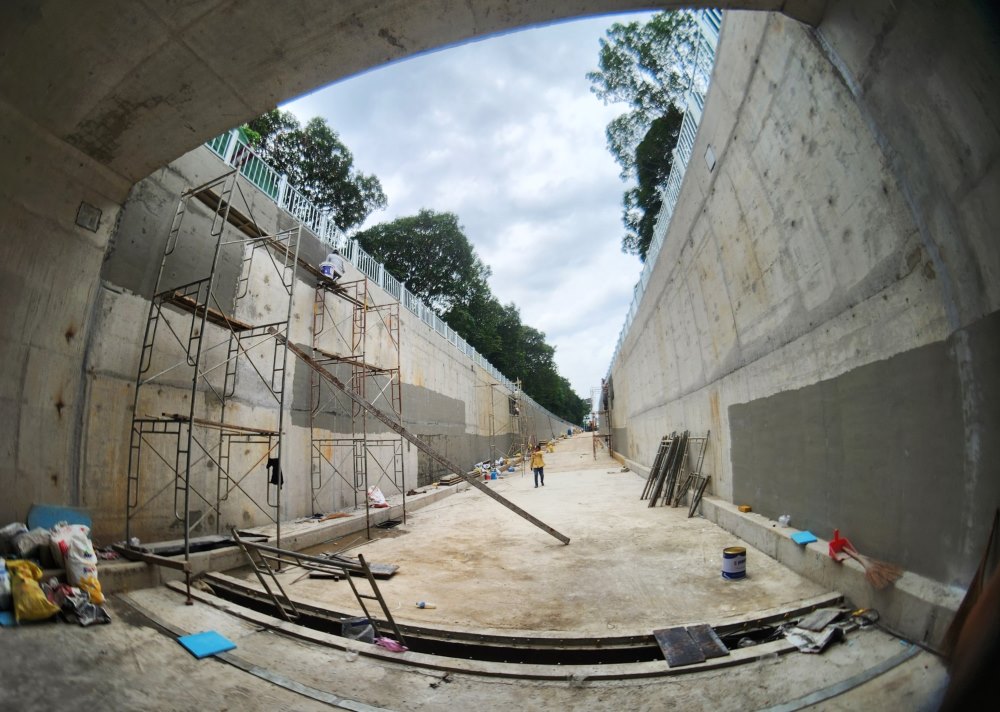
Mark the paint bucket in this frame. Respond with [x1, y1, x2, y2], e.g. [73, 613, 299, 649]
[722, 547, 747, 580]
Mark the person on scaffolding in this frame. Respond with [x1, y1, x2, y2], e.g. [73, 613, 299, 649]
[320, 248, 346, 282]
[531, 445, 545, 488]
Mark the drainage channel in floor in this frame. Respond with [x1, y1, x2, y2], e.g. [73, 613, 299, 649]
[204, 579, 786, 666]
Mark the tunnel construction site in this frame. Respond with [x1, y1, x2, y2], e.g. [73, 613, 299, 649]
[1, 1, 998, 709]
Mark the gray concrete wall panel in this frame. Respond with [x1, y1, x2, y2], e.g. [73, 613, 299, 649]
[72, 146, 560, 542]
[608, 1, 1000, 591]
[729, 311, 1000, 585]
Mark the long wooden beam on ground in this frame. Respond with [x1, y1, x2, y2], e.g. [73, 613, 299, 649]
[272, 329, 570, 545]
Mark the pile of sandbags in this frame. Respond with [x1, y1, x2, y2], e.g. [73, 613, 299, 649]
[0, 520, 109, 626]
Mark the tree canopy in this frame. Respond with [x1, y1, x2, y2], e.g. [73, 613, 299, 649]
[622, 106, 684, 260]
[357, 212, 590, 425]
[353, 209, 491, 313]
[244, 109, 386, 231]
[241, 111, 589, 424]
[587, 12, 696, 260]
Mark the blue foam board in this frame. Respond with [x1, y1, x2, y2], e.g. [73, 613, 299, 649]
[177, 631, 237, 659]
[791, 531, 818, 545]
[27, 503, 92, 531]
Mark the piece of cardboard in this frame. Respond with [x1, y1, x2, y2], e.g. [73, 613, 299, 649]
[27, 504, 92, 531]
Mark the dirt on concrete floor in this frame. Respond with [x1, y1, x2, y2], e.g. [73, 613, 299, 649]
[0, 435, 950, 710]
[242, 433, 828, 636]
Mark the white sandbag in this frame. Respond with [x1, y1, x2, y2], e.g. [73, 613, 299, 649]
[366, 487, 387, 506]
[49, 524, 105, 604]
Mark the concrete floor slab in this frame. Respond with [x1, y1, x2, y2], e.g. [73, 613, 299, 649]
[0, 584, 943, 711]
[0, 435, 948, 710]
[233, 435, 828, 637]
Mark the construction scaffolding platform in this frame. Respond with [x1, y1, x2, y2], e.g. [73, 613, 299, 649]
[591, 381, 613, 459]
[309, 271, 405, 539]
[125, 169, 302, 586]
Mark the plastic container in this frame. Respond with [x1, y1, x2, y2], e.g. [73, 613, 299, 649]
[342, 617, 375, 643]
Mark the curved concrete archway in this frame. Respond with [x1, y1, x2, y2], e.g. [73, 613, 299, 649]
[0, 1, 997, 649]
[1, 0, 823, 182]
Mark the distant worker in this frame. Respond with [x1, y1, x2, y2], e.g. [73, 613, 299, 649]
[320, 249, 346, 282]
[530, 445, 545, 488]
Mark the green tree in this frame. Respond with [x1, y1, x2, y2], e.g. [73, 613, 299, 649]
[622, 106, 684, 260]
[354, 213, 589, 424]
[353, 210, 491, 313]
[587, 12, 696, 259]
[587, 12, 696, 177]
[244, 109, 386, 231]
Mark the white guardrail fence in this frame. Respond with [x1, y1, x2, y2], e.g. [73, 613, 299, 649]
[205, 127, 571, 425]
[606, 9, 722, 382]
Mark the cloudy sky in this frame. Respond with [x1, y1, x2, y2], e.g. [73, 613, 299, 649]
[283, 13, 653, 399]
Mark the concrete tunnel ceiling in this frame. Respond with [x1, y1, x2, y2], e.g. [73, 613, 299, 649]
[0, 0, 827, 183]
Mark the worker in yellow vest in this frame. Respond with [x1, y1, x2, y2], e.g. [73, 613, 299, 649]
[530, 445, 545, 488]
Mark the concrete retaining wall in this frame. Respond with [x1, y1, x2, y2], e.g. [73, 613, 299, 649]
[77, 146, 568, 544]
[608, 0, 1000, 609]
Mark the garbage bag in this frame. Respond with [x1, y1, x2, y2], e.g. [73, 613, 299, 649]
[7, 559, 59, 622]
[366, 487, 388, 508]
[13, 528, 57, 566]
[49, 583, 111, 626]
[49, 524, 105, 604]
[0, 523, 28, 555]
[374, 637, 408, 653]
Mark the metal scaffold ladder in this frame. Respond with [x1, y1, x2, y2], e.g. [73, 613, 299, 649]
[231, 529, 406, 645]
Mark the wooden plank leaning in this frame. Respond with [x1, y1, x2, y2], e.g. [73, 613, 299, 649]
[271, 329, 570, 545]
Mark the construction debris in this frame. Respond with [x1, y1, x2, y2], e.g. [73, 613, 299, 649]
[784, 625, 843, 654]
[653, 623, 729, 667]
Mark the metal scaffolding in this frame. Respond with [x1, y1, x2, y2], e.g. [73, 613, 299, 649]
[125, 169, 300, 576]
[309, 274, 405, 538]
[591, 380, 612, 459]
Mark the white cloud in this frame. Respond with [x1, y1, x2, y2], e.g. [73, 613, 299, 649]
[283, 13, 654, 395]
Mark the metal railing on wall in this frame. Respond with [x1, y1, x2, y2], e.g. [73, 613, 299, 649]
[204, 127, 572, 427]
[606, 9, 722, 380]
